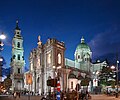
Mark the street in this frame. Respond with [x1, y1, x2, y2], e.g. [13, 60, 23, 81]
[91, 94, 120, 100]
[0, 95, 42, 100]
[0, 94, 120, 100]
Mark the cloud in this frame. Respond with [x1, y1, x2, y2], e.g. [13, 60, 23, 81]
[88, 25, 120, 61]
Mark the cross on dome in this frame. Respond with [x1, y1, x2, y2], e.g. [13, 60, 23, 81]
[15, 20, 20, 30]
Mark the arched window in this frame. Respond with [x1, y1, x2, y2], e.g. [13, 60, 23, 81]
[18, 68, 21, 73]
[47, 53, 51, 64]
[78, 55, 80, 59]
[37, 58, 40, 68]
[58, 53, 61, 64]
[22, 56, 24, 60]
[13, 55, 16, 59]
[17, 42, 20, 48]
[71, 81, 73, 89]
[18, 54, 20, 60]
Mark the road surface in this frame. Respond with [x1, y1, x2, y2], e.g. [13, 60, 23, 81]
[0, 94, 120, 100]
[91, 94, 120, 100]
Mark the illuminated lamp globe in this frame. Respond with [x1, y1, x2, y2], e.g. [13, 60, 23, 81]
[111, 65, 115, 70]
[0, 33, 6, 40]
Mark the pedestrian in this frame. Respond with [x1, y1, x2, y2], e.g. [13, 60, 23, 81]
[81, 90, 85, 100]
[18, 92, 20, 98]
[81, 90, 83, 100]
[61, 91, 64, 100]
[13, 92, 17, 99]
[85, 90, 88, 100]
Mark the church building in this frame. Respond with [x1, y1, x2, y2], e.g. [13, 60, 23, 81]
[24, 35, 107, 94]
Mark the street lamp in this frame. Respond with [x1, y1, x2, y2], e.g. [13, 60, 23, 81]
[111, 65, 115, 70]
[0, 32, 6, 82]
[0, 33, 6, 40]
[53, 65, 57, 100]
[110, 62, 119, 98]
[110, 65, 116, 79]
[116, 60, 119, 98]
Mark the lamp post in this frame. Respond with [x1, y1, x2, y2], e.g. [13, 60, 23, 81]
[0, 58, 3, 83]
[110, 62, 119, 98]
[116, 60, 119, 98]
[53, 66, 56, 100]
[0, 32, 6, 82]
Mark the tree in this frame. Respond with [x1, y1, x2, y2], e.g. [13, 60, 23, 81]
[99, 66, 115, 86]
[81, 77, 91, 86]
[3, 75, 12, 91]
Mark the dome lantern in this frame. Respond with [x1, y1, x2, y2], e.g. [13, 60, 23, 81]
[81, 36, 85, 43]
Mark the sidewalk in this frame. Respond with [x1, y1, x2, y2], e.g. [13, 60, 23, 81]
[91, 94, 120, 100]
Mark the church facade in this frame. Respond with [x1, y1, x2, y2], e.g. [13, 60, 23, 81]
[25, 37, 66, 94]
[24, 35, 107, 94]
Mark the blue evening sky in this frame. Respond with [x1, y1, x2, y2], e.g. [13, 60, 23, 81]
[0, 0, 120, 70]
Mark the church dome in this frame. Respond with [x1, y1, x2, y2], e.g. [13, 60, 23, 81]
[74, 36, 92, 64]
[76, 37, 91, 52]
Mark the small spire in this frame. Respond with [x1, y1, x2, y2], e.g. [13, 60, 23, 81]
[37, 35, 42, 46]
[81, 36, 85, 43]
[15, 20, 20, 30]
[16, 20, 18, 24]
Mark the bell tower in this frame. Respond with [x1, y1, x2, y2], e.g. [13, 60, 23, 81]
[10, 21, 25, 92]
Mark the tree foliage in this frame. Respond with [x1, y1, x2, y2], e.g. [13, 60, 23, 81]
[3, 75, 12, 90]
[81, 77, 91, 86]
[99, 66, 115, 86]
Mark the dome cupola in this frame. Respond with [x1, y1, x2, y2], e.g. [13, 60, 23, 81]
[74, 36, 92, 63]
